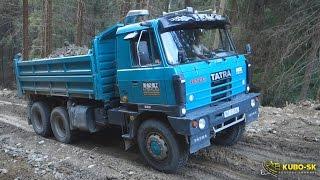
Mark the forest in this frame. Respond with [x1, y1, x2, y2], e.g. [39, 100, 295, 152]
[0, 0, 319, 107]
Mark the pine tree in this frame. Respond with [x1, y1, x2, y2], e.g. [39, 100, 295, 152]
[76, 0, 85, 46]
[41, 0, 53, 57]
[23, 0, 29, 60]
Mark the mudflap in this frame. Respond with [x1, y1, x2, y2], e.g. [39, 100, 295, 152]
[245, 106, 259, 124]
[189, 129, 211, 153]
[27, 101, 32, 125]
[123, 138, 135, 151]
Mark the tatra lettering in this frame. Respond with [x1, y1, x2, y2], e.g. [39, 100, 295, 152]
[211, 70, 231, 81]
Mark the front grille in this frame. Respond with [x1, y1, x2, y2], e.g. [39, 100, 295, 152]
[211, 74, 232, 103]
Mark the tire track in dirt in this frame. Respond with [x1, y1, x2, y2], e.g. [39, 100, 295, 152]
[0, 120, 245, 180]
[0, 100, 258, 179]
[0, 98, 319, 179]
[0, 114, 32, 132]
[0, 100, 27, 107]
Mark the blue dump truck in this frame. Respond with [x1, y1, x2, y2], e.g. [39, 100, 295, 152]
[14, 7, 259, 172]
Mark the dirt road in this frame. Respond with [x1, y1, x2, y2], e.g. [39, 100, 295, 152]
[0, 89, 319, 180]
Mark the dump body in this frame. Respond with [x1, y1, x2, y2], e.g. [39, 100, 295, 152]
[14, 24, 120, 102]
[15, 54, 96, 99]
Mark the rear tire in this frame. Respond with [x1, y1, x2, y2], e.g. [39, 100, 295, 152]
[137, 119, 188, 173]
[30, 102, 51, 137]
[212, 122, 245, 146]
[50, 107, 73, 143]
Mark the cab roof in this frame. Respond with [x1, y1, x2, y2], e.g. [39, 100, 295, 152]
[116, 11, 229, 35]
[158, 12, 229, 32]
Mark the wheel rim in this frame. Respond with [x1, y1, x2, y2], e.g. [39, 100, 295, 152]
[146, 133, 168, 160]
[33, 110, 43, 131]
[54, 116, 66, 138]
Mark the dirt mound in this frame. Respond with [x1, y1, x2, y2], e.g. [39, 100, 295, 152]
[247, 101, 320, 142]
[48, 44, 89, 58]
[0, 89, 17, 100]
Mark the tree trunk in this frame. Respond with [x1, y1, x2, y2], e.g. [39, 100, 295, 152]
[76, 0, 85, 46]
[300, 38, 320, 100]
[0, 46, 4, 86]
[22, 0, 29, 60]
[90, 0, 99, 38]
[184, 0, 191, 8]
[213, 0, 226, 48]
[41, 0, 45, 57]
[230, 0, 238, 24]
[142, 0, 149, 9]
[135, 0, 149, 9]
[41, 0, 53, 57]
[250, 0, 265, 31]
[47, 0, 53, 55]
[46, 0, 52, 56]
[120, 0, 131, 19]
[165, 0, 172, 12]
[120, 0, 130, 21]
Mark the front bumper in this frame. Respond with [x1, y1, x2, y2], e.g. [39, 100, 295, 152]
[168, 93, 260, 153]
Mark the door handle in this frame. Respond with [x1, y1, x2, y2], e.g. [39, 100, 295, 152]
[132, 81, 139, 86]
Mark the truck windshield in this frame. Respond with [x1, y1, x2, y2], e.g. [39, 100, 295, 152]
[160, 28, 235, 65]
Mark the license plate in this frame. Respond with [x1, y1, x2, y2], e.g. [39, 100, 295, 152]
[224, 107, 239, 118]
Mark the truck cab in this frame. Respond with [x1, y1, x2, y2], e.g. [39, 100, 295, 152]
[115, 8, 259, 153]
[14, 7, 259, 173]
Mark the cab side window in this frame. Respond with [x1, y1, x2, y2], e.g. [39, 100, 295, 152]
[131, 30, 161, 67]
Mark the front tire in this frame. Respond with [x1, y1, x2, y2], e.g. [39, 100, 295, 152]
[212, 122, 245, 146]
[50, 107, 73, 143]
[137, 119, 188, 173]
[30, 101, 51, 137]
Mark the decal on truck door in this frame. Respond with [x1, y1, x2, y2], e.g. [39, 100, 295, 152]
[142, 82, 160, 96]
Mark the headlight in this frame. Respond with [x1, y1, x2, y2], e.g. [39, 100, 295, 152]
[198, 118, 206, 129]
[251, 99, 256, 107]
[181, 108, 186, 115]
[246, 86, 250, 92]
[189, 94, 194, 102]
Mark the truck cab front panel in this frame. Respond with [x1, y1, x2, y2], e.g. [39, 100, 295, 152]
[176, 55, 248, 111]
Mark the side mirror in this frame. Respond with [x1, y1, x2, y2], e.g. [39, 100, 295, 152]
[178, 50, 187, 64]
[245, 44, 253, 55]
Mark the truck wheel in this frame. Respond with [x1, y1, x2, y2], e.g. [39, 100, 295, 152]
[30, 102, 51, 137]
[212, 122, 245, 146]
[137, 119, 188, 173]
[50, 107, 73, 143]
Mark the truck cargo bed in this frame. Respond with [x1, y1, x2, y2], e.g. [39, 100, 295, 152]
[15, 54, 97, 99]
[14, 24, 120, 102]
[15, 47, 116, 101]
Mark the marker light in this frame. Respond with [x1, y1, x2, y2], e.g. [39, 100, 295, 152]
[191, 120, 198, 128]
[181, 108, 187, 115]
[236, 67, 243, 74]
[189, 95, 194, 102]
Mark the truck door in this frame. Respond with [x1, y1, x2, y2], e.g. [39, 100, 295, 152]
[119, 30, 167, 105]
